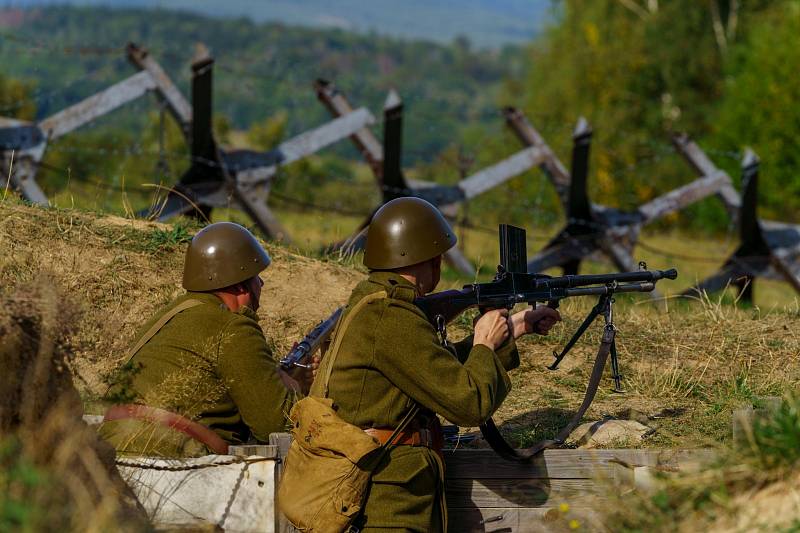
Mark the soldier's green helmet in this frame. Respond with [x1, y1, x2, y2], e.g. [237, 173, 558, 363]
[364, 197, 456, 270]
[182, 222, 271, 291]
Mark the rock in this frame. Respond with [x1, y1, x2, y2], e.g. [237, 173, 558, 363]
[567, 419, 653, 448]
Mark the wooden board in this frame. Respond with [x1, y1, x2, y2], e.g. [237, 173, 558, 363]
[448, 506, 605, 533]
[444, 448, 714, 480]
[445, 478, 609, 508]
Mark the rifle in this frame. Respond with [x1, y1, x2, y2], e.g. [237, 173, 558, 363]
[414, 223, 677, 462]
[279, 307, 344, 371]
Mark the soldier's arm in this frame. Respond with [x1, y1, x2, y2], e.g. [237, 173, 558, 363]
[373, 301, 519, 427]
[453, 334, 518, 368]
[216, 316, 294, 442]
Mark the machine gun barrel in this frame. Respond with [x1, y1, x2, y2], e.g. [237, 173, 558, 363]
[563, 281, 655, 297]
[535, 268, 677, 289]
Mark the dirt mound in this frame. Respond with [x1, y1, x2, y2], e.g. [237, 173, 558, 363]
[707, 472, 800, 532]
[1, 201, 364, 397]
[0, 277, 149, 531]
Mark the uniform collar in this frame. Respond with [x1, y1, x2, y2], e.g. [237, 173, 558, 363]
[185, 291, 259, 320]
[367, 271, 420, 301]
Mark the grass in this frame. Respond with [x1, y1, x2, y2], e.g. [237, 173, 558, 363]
[604, 395, 800, 531]
[2, 197, 800, 529]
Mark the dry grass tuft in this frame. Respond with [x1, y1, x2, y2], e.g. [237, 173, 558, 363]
[0, 276, 150, 532]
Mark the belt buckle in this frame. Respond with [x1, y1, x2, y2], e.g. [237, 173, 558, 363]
[418, 429, 432, 447]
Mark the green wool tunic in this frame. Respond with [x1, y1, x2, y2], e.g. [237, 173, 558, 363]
[100, 291, 294, 457]
[310, 272, 519, 532]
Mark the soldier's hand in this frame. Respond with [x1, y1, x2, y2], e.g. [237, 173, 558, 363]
[511, 305, 561, 338]
[310, 354, 321, 380]
[473, 309, 510, 351]
[277, 368, 303, 394]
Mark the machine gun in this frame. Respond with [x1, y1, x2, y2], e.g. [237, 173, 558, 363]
[415, 223, 676, 462]
[415, 224, 676, 389]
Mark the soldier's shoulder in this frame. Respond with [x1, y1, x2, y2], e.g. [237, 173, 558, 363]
[349, 277, 423, 318]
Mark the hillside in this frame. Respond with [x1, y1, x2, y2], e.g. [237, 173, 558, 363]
[0, 5, 524, 163]
[3, 199, 799, 452]
[3, 0, 552, 47]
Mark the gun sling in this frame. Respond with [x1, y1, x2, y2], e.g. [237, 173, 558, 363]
[479, 303, 618, 462]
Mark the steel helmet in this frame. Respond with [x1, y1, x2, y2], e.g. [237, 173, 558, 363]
[182, 222, 271, 291]
[364, 197, 456, 270]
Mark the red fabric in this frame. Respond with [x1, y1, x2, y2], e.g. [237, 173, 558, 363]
[103, 404, 229, 454]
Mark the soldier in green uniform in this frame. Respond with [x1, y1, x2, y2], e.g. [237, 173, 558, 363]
[100, 222, 312, 457]
[310, 197, 561, 532]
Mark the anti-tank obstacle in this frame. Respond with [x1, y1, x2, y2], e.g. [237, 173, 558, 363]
[677, 146, 800, 302]
[504, 108, 742, 288]
[314, 79, 551, 275]
[136, 47, 375, 243]
[0, 45, 189, 205]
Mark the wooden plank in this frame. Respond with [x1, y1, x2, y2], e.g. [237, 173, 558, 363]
[127, 42, 192, 133]
[279, 108, 375, 167]
[229, 445, 279, 459]
[235, 181, 292, 243]
[771, 249, 800, 293]
[672, 134, 741, 214]
[9, 159, 49, 205]
[503, 107, 571, 204]
[445, 478, 609, 509]
[118, 455, 277, 532]
[638, 172, 731, 223]
[6, 144, 48, 205]
[236, 108, 375, 185]
[314, 79, 383, 179]
[682, 264, 742, 296]
[39, 71, 156, 140]
[458, 146, 548, 201]
[763, 221, 800, 249]
[443, 448, 713, 480]
[444, 247, 475, 277]
[0, 125, 44, 151]
[448, 506, 605, 533]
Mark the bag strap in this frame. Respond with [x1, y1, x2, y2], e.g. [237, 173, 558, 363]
[123, 298, 205, 366]
[318, 288, 421, 450]
[321, 290, 388, 398]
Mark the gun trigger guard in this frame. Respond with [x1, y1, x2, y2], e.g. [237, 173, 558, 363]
[435, 314, 450, 348]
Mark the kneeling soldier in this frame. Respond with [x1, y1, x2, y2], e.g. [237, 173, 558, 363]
[100, 222, 310, 457]
[311, 197, 560, 531]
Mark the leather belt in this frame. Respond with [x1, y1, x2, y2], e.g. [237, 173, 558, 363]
[364, 427, 434, 448]
[103, 404, 230, 455]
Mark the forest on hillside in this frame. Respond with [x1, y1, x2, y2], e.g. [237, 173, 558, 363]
[1, 1, 799, 231]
